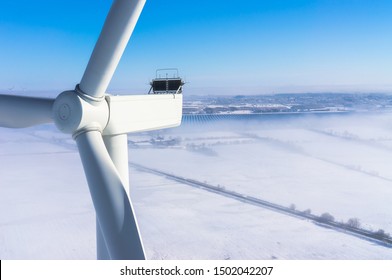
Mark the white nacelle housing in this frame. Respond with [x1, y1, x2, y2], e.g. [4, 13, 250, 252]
[103, 94, 182, 135]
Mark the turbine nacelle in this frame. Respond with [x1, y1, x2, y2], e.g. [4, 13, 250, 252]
[52, 87, 183, 137]
[104, 93, 182, 135]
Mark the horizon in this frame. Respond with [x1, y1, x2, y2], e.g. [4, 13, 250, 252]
[1, 89, 392, 99]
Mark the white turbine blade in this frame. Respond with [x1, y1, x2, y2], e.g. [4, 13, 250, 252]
[103, 94, 183, 135]
[79, 0, 146, 99]
[0, 94, 54, 128]
[75, 130, 145, 260]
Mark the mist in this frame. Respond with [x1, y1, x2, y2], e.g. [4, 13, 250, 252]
[1, 112, 392, 259]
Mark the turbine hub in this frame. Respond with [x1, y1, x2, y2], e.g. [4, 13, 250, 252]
[58, 103, 71, 120]
[53, 90, 109, 136]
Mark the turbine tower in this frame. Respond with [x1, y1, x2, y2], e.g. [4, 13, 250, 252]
[0, 0, 182, 260]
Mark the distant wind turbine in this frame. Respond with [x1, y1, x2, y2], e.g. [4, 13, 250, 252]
[0, 0, 183, 260]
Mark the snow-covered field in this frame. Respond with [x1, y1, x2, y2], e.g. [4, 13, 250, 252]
[1, 113, 392, 259]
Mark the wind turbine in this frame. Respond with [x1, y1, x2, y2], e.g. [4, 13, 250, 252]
[0, 0, 182, 260]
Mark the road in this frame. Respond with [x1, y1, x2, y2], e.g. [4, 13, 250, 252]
[130, 162, 392, 247]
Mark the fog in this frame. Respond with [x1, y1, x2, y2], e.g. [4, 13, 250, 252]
[1, 112, 392, 259]
[131, 113, 392, 233]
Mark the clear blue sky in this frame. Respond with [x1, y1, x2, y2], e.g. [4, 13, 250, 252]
[1, 0, 392, 95]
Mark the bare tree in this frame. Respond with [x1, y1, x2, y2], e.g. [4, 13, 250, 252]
[373, 229, 389, 239]
[346, 218, 361, 228]
[319, 212, 335, 222]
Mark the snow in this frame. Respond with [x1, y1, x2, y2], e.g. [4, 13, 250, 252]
[1, 114, 392, 259]
[131, 115, 392, 234]
[132, 170, 392, 260]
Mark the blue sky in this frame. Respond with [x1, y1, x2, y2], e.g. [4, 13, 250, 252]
[1, 0, 392, 95]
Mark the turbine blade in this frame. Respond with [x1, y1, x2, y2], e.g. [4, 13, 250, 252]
[0, 94, 54, 128]
[75, 130, 145, 260]
[103, 94, 183, 135]
[79, 0, 146, 99]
